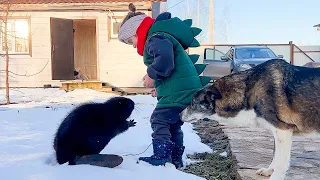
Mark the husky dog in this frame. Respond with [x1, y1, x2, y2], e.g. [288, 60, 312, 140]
[181, 59, 320, 180]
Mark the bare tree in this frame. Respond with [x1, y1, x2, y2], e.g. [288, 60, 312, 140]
[0, 1, 11, 104]
[165, 0, 210, 43]
[212, 0, 231, 44]
[0, 2, 47, 105]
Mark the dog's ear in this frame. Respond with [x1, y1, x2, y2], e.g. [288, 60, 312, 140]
[206, 86, 222, 100]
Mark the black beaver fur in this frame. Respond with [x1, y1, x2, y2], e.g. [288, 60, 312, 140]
[53, 96, 136, 165]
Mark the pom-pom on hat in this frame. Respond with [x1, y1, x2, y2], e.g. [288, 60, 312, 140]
[118, 3, 147, 43]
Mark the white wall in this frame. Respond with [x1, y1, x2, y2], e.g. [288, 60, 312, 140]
[100, 40, 146, 87]
[99, 11, 149, 88]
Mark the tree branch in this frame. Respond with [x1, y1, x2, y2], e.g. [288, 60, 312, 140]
[0, 58, 49, 77]
[0, 26, 29, 40]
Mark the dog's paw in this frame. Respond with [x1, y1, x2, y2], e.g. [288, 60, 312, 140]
[128, 119, 137, 127]
[256, 167, 273, 177]
[268, 171, 286, 180]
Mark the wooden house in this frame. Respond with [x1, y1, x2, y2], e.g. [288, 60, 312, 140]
[0, 0, 166, 91]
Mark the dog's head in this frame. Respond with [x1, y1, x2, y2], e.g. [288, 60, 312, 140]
[181, 85, 222, 122]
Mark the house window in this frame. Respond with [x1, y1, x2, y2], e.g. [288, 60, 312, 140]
[113, 22, 120, 35]
[110, 17, 121, 39]
[0, 18, 30, 54]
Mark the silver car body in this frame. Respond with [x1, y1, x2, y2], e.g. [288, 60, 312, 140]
[202, 46, 283, 80]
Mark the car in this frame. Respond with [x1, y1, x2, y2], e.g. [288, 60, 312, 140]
[202, 46, 283, 80]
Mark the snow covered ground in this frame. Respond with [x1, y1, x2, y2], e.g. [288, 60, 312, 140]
[0, 88, 212, 180]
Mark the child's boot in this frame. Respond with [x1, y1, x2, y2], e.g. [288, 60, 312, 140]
[171, 144, 185, 169]
[138, 139, 174, 166]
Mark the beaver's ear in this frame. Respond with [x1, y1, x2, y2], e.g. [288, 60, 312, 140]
[206, 86, 222, 100]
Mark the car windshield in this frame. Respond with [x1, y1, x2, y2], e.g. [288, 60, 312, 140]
[235, 48, 277, 59]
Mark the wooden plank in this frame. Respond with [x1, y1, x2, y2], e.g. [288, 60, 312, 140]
[97, 89, 123, 96]
[100, 86, 113, 92]
[120, 87, 152, 94]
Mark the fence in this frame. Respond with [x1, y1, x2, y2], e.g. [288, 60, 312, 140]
[188, 42, 320, 66]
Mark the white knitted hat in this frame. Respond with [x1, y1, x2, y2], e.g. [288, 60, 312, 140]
[118, 14, 147, 43]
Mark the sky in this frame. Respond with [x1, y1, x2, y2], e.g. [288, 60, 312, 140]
[165, 0, 320, 45]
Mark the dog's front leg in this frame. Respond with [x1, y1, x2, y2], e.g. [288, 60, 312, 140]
[256, 137, 276, 177]
[269, 128, 293, 180]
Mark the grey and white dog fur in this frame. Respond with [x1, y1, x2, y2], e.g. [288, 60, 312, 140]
[181, 59, 320, 180]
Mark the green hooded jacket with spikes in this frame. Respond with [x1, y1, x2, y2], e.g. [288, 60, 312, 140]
[143, 17, 211, 109]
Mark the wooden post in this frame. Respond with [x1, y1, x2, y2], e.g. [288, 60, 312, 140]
[289, 41, 294, 65]
[209, 0, 214, 44]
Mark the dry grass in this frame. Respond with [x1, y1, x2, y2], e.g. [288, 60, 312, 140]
[182, 120, 241, 180]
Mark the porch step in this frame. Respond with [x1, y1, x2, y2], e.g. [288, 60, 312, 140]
[60, 81, 122, 95]
[98, 86, 113, 92]
[96, 86, 123, 96]
[119, 87, 152, 95]
[60, 81, 152, 96]
[61, 80, 103, 91]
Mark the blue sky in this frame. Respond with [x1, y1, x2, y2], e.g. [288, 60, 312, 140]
[165, 0, 320, 45]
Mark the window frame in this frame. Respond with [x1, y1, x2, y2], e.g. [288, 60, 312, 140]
[110, 18, 120, 39]
[0, 16, 32, 56]
[108, 16, 123, 41]
[225, 49, 234, 60]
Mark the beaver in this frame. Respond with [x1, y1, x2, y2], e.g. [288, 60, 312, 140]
[53, 96, 136, 167]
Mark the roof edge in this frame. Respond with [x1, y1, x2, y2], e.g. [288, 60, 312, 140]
[0, 0, 167, 5]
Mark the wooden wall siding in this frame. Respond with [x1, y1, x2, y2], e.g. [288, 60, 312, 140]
[99, 40, 147, 87]
[97, 11, 147, 87]
[0, 10, 148, 88]
[73, 19, 97, 80]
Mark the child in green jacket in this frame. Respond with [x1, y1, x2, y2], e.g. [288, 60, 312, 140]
[118, 3, 210, 168]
